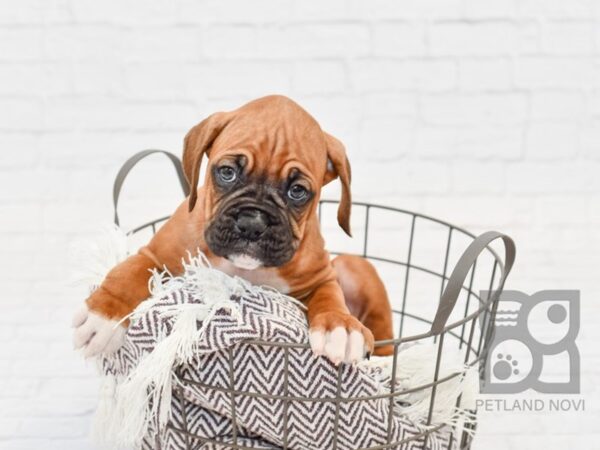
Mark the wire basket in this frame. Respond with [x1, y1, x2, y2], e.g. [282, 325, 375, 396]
[113, 150, 515, 450]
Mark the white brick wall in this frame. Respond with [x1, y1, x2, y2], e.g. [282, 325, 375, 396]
[1, 1, 598, 449]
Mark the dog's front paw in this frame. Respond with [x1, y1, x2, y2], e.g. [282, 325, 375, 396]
[308, 312, 374, 365]
[72, 305, 126, 358]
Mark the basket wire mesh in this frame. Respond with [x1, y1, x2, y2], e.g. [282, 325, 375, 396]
[114, 150, 513, 450]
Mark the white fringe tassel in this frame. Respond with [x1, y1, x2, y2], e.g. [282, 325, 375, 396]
[93, 254, 244, 449]
[69, 224, 130, 292]
[363, 343, 479, 435]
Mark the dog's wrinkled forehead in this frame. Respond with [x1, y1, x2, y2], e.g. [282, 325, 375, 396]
[210, 96, 329, 183]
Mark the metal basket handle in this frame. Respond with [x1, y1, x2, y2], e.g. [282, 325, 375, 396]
[112, 149, 190, 226]
[430, 231, 516, 335]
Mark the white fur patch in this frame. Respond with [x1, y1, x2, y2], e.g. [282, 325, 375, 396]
[347, 330, 365, 362]
[309, 329, 326, 356]
[72, 305, 126, 358]
[325, 327, 347, 365]
[214, 258, 290, 294]
[228, 254, 263, 271]
[309, 326, 366, 365]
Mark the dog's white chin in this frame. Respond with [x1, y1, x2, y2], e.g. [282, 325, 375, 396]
[229, 254, 263, 270]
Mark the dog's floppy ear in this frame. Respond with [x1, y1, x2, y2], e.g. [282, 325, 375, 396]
[182, 112, 230, 211]
[323, 132, 352, 237]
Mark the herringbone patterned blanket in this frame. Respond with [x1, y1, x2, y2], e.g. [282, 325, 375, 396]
[94, 255, 465, 450]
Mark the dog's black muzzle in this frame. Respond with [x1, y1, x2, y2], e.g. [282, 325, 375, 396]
[205, 200, 296, 267]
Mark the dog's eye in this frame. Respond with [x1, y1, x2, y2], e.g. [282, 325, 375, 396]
[217, 166, 237, 183]
[288, 184, 308, 202]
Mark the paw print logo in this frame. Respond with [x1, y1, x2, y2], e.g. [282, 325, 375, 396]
[487, 339, 531, 386]
[493, 354, 519, 380]
[481, 290, 580, 394]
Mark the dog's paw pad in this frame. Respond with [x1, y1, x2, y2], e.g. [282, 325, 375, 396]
[72, 306, 126, 358]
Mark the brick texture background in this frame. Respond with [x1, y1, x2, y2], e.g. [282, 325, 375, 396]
[1, 1, 599, 449]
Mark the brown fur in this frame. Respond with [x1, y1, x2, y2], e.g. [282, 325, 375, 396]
[86, 95, 394, 356]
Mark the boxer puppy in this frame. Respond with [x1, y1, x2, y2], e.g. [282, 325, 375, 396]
[73, 95, 394, 364]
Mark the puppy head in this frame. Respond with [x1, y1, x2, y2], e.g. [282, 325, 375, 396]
[182, 95, 351, 270]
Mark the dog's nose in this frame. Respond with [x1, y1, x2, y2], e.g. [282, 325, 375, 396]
[235, 209, 269, 240]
